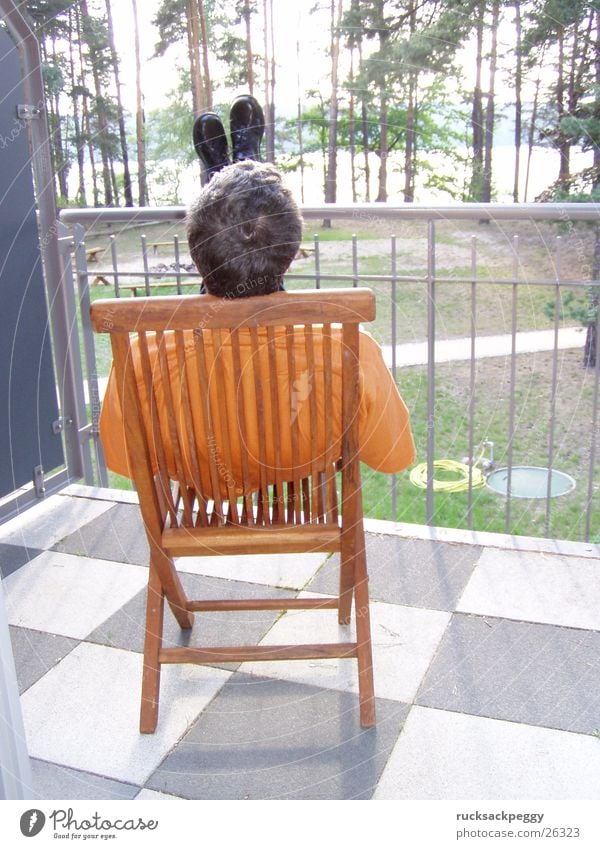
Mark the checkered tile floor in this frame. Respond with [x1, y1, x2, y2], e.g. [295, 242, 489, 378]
[2, 485, 600, 800]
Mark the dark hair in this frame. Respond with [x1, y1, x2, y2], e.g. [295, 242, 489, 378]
[186, 160, 303, 298]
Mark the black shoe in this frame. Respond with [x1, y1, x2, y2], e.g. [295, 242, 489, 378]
[229, 95, 265, 162]
[193, 112, 230, 180]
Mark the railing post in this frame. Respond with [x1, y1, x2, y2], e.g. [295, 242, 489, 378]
[426, 220, 436, 525]
[71, 222, 108, 487]
[0, 582, 32, 799]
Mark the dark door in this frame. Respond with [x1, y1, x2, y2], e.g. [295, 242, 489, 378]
[0, 26, 64, 498]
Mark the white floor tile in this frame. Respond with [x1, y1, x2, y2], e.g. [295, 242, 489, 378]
[135, 789, 184, 800]
[374, 706, 600, 799]
[458, 548, 600, 630]
[4, 550, 148, 639]
[241, 594, 450, 703]
[0, 494, 113, 550]
[21, 642, 231, 786]
[176, 552, 328, 590]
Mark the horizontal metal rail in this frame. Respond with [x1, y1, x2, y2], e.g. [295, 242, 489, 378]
[60, 202, 600, 224]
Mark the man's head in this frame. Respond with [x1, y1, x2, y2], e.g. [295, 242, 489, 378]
[187, 160, 303, 298]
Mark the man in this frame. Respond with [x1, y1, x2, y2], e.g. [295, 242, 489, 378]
[99, 102, 415, 486]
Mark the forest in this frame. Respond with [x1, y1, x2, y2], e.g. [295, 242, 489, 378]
[16, 0, 600, 210]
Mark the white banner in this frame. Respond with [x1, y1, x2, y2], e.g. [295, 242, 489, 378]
[1, 800, 600, 847]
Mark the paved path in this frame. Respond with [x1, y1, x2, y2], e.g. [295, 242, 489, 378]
[381, 325, 586, 368]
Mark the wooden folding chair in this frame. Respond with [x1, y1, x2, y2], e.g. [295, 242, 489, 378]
[91, 288, 376, 733]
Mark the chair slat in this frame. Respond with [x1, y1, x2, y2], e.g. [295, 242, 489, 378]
[209, 328, 240, 524]
[230, 327, 255, 525]
[304, 324, 322, 522]
[174, 330, 208, 527]
[192, 330, 225, 522]
[267, 326, 285, 524]
[250, 325, 270, 524]
[137, 332, 178, 526]
[322, 323, 337, 523]
[285, 325, 304, 524]
[155, 331, 194, 526]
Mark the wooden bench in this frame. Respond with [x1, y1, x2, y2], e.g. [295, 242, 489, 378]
[149, 240, 180, 255]
[86, 246, 104, 262]
[118, 279, 201, 297]
[295, 246, 315, 260]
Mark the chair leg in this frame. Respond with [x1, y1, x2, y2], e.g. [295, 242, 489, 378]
[338, 541, 355, 625]
[150, 546, 194, 630]
[140, 563, 165, 734]
[353, 551, 376, 727]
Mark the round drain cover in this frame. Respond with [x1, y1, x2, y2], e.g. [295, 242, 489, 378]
[486, 466, 576, 499]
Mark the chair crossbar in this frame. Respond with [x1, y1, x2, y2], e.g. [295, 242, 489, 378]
[158, 643, 359, 664]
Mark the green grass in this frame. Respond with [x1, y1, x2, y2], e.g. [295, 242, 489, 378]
[360, 353, 599, 542]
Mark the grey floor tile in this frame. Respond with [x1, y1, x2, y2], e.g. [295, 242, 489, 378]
[309, 534, 480, 611]
[0, 495, 113, 550]
[53, 503, 149, 565]
[146, 673, 409, 800]
[0, 543, 45, 578]
[29, 759, 140, 800]
[9, 626, 78, 693]
[86, 572, 294, 670]
[416, 613, 600, 734]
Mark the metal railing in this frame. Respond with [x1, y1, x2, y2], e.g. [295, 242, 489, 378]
[59, 202, 600, 543]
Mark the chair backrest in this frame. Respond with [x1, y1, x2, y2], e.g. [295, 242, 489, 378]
[91, 288, 376, 533]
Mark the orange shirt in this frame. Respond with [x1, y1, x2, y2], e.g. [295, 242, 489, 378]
[99, 326, 415, 495]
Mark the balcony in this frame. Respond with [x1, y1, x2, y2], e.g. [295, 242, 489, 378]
[2, 203, 600, 800]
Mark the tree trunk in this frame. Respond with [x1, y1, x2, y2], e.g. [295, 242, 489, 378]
[80, 0, 113, 206]
[42, 38, 65, 201]
[296, 38, 305, 203]
[268, 0, 276, 161]
[243, 0, 254, 93]
[324, 0, 343, 224]
[106, 0, 133, 206]
[482, 0, 500, 203]
[403, 0, 417, 203]
[69, 6, 86, 205]
[358, 38, 370, 201]
[376, 89, 388, 202]
[556, 27, 570, 184]
[76, 8, 99, 205]
[187, 0, 204, 116]
[349, 43, 357, 203]
[403, 73, 417, 202]
[197, 0, 213, 110]
[132, 0, 147, 206]
[523, 46, 543, 202]
[513, 0, 522, 202]
[469, 2, 484, 200]
[262, 0, 274, 161]
[109, 155, 119, 205]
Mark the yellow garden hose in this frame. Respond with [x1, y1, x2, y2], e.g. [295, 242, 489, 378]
[409, 458, 486, 493]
